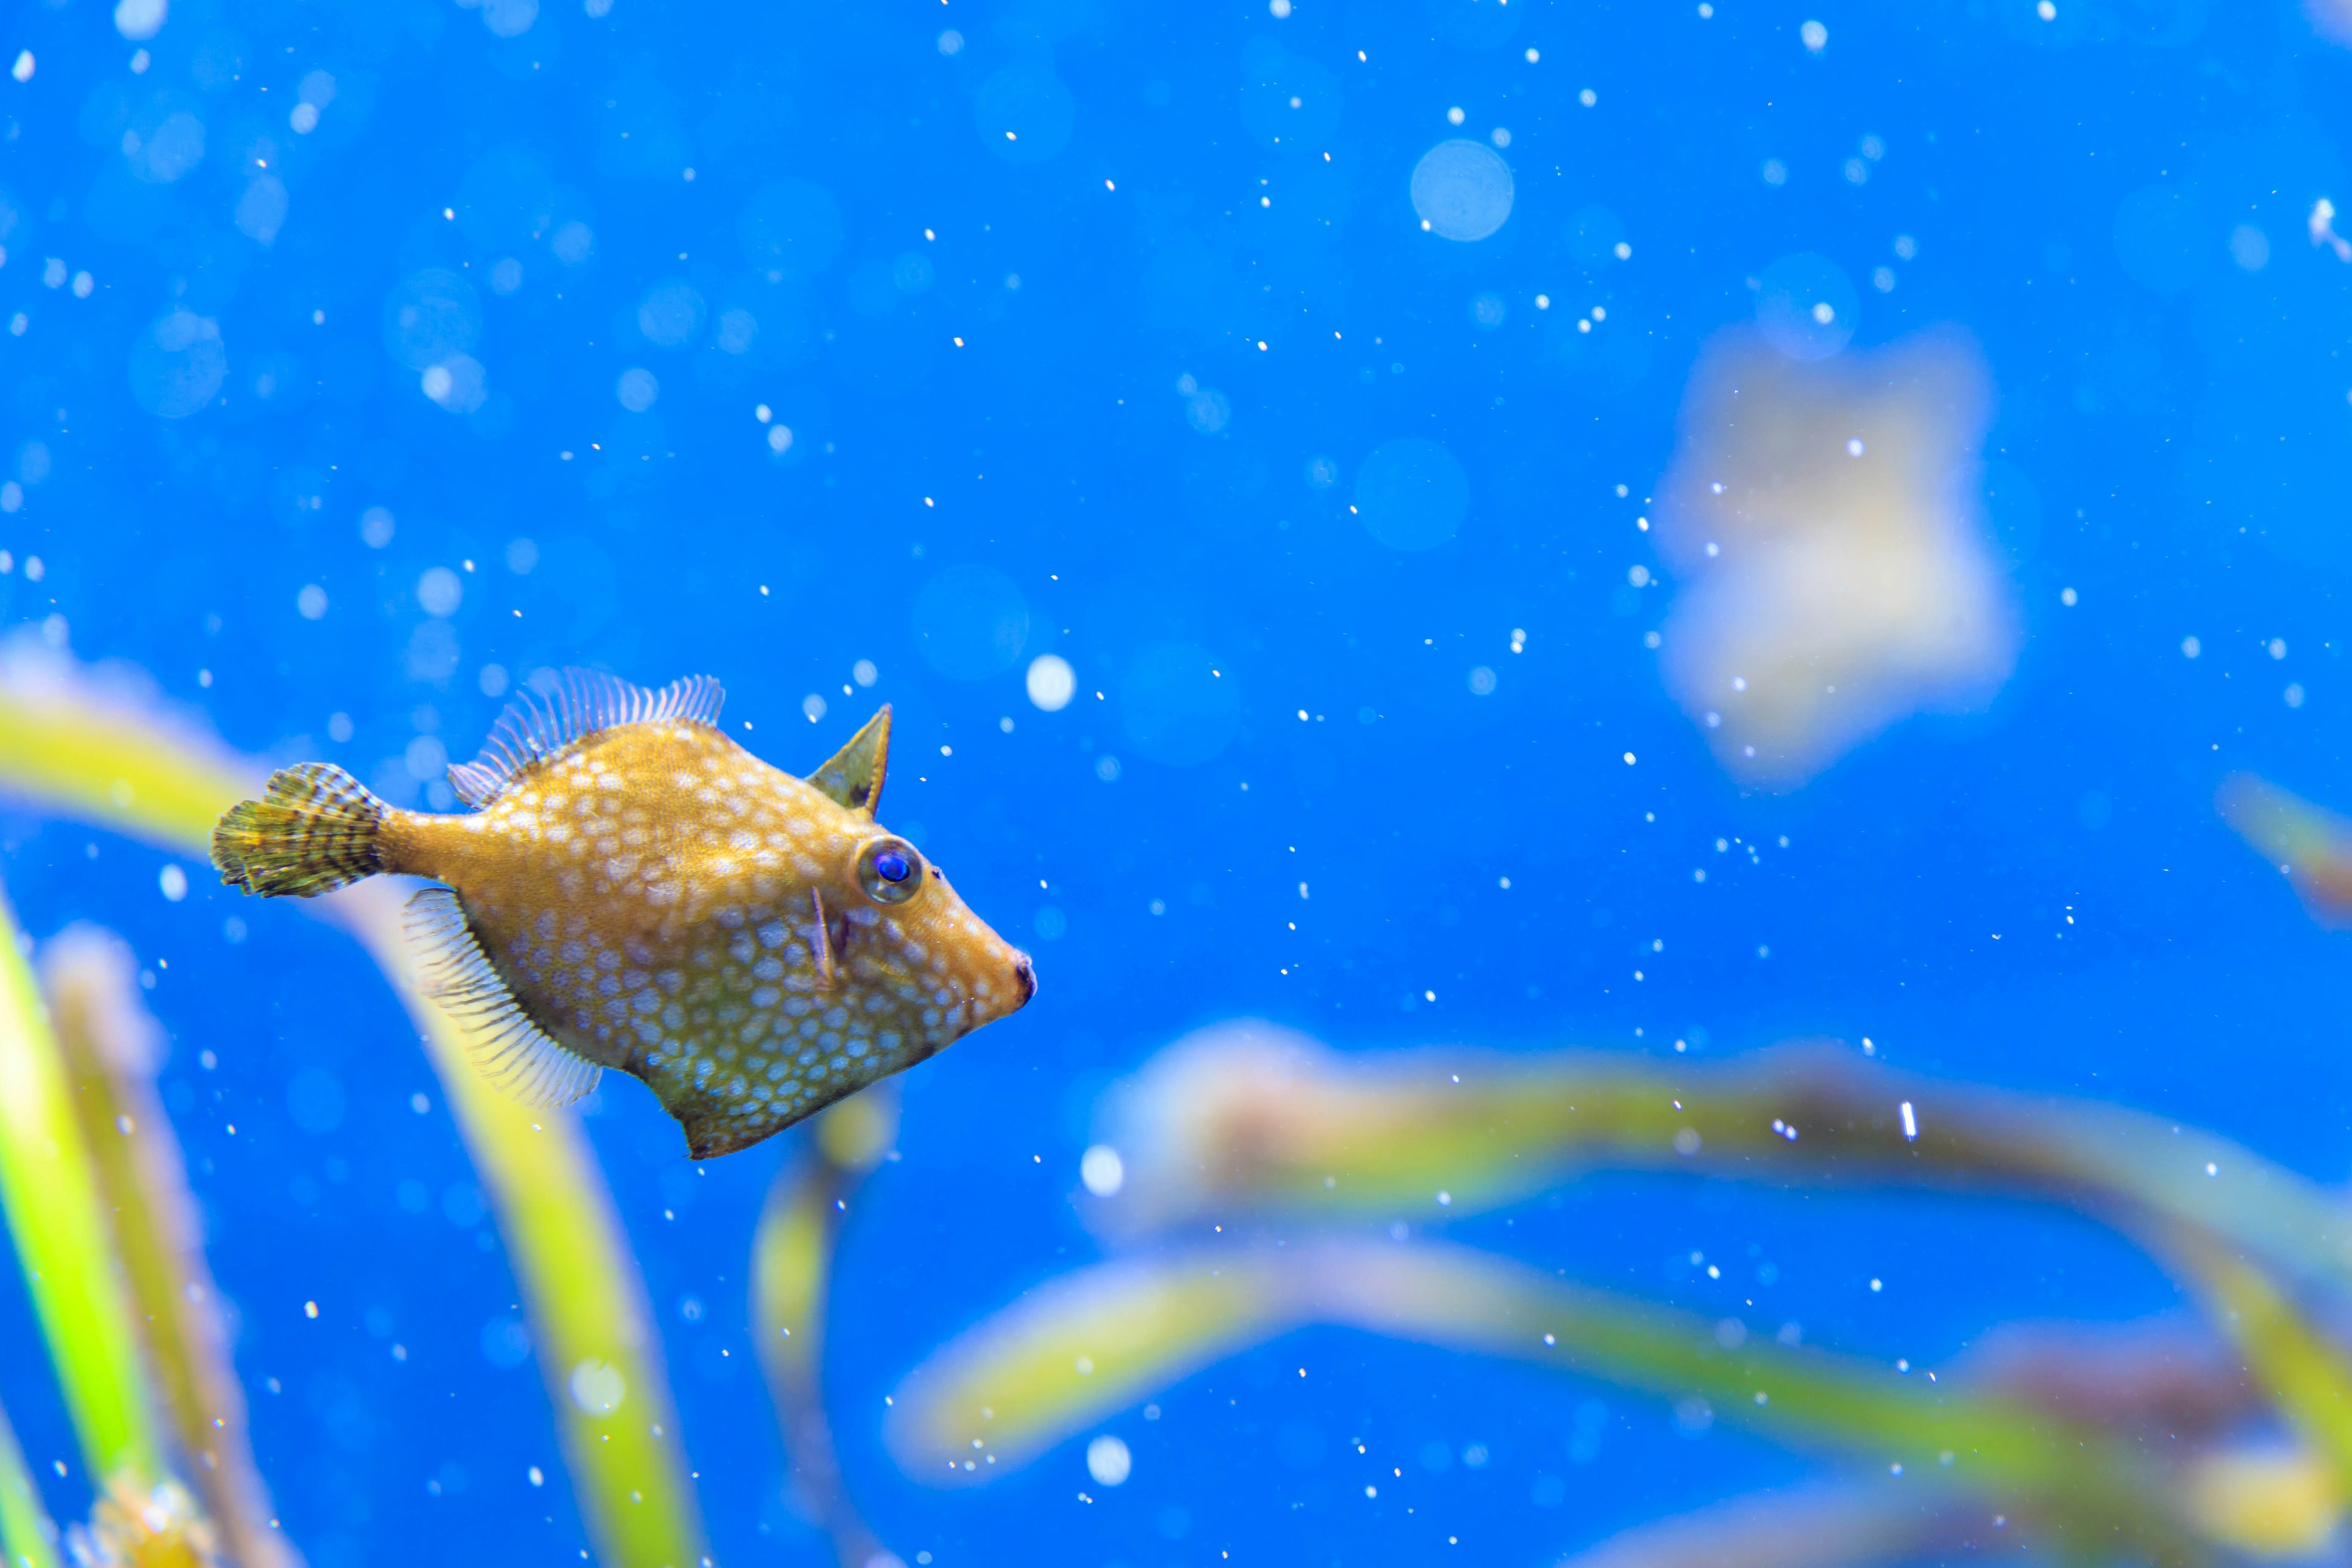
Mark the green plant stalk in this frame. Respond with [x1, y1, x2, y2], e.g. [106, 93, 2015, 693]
[887, 1240, 2185, 1553]
[1551, 1480, 1980, 1568]
[750, 1090, 902, 1567]
[883, 1251, 1283, 1485]
[1343, 1242, 2160, 1539]
[1101, 1039, 2352, 1305]
[2216, 772, 2352, 924]
[39, 925, 293, 1568]
[0, 652, 708, 1568]
[341, 888, 706, 1568]
[0, 1395, 61, 1568]
[0, 884, 162, 1491]
[2160, 1226, 2352, 1503]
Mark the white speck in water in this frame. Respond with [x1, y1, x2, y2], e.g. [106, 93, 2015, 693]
[1085, 1435, 1131, 1486]
[1080, 1145, 1124, 1196]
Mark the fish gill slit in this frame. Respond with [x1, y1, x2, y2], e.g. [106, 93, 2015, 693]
[811, 887, 839, 990]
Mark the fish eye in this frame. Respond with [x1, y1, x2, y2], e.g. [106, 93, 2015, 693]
[856, 835, 925, 905]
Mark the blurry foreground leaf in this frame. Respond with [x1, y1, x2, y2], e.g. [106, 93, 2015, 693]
[39, 925, 294, 1568]
[2160, 1227, 2352, 1542]
[752, 1089, 900, 1568]
[886, 1240, 2182, 1553]
[0, 1397, 61, 1568]
[0, 639, 706, 1568]
[0, 885, 162, 1491]
[67, 1477, 213, 1568]
[2218, 773, 2352, 924]
[2178, 1444, 2341, 1558]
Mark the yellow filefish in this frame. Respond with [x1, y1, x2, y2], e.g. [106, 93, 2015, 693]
[209, 670, 1035, 1158]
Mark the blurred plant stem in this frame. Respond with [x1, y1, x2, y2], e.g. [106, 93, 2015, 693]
[39, 926, 295, 1568]
[1550, 1482, 1981, 1568]
[753, 1088, 901, 1568]
[337, 884, 706, 1568]
[0, 1396, 62, 1568]
[1100, 1030, 2352, 1305]
[0, 885, 163, 1491]
[887, 1240, 2188, 1553]
[2217, 773, 2352, 923]
[2158, 1226, 2352, 1551]
[0, 643, 707, 1568]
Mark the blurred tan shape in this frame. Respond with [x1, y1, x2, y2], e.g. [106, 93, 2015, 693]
[40, 926, 296, 1568]
[1654, 328, 2016, 788]
[2183, 1444, 2342, 1558]
[2310, 1, 2352, 48]
[2310, 198, 2352, 263]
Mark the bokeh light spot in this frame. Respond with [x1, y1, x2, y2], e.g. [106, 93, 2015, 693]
[1121, 644, 1242, 766]
[1409, 139, 1514, 241]
[1354, 438, 1470, 551]
[913, 565, 1031, 680]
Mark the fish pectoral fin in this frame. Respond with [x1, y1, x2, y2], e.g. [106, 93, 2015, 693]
[405, 886, 604, 1107]
[810, 888, 839, 990]
[807, 705, 891, 818]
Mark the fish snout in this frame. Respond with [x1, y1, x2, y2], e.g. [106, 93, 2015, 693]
[1011, 949, 1037, 1006]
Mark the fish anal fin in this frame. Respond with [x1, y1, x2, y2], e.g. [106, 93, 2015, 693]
[807, 705, 891, 818]
[450, 669, 726, 808]
[677, 1101, 801, 1161]
[404, 887, 604, 1107]
[647, 1074, 848, 1159]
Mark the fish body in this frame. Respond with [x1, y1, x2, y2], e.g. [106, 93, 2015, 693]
[211, 671, 1033, 1156]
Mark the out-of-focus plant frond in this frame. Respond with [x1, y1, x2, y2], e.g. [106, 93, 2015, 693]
[2177, 1443, 2342, 1558]
[0, 886, 163, 1493]
[1958, 1317, 2250, 1440]
[335, 885, 705, 1568]
[2158, 1227, 2352, 1546]
[38, 925, 295, 1568]
[0, 639, 706, 1568]
[884, 1248, 1280, 1487]
[885, 1239, 2186, 1553]
[0, 1396, 61, 1568]
[1550, 1482, 1985, 1568]
[752, 1088, 901, 1568]
[2218, 773, 2352, 925]
[1090, 1025, 2352, 1303]
[66, 1477, 213, 1568]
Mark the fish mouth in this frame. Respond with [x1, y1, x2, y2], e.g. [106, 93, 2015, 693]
[1011, 949, 1037, 1006]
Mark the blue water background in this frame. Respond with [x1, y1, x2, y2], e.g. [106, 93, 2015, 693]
[0, 0, 2342, 1562]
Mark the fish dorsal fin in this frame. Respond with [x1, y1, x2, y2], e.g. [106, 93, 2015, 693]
[450, 669, 725, 808]
[808, 704, 891, 818]
[404, 888, 604, 1107]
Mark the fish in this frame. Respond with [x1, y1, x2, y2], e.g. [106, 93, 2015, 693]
[208, 669, 1035, 1157]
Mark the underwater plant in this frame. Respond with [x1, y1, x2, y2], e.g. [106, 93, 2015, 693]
[2218, 772, 2352, 925]
[4, 630, 2346, 1568]
[879, 1019, 2352, 1564]
[0, 640, 704, 1568]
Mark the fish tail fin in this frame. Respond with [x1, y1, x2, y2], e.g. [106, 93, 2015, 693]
[211, 763, 388, 897]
